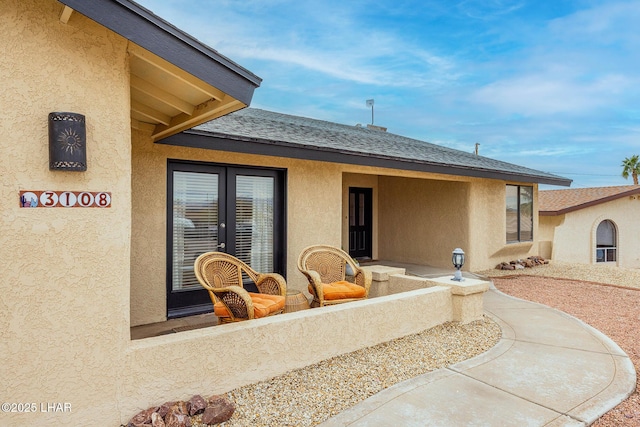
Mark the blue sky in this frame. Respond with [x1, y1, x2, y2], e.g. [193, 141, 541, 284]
[137, 0, 640, 189]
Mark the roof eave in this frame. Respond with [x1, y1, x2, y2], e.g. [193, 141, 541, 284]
[540, 187, 640, 214]
[58, 0, 262, 105]
[539, 210, 563, 216]
[163, 130, 573, 186]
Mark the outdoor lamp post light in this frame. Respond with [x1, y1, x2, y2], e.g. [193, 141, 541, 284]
[452, 247, 465, 281]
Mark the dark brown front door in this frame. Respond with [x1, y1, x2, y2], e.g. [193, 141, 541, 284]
[348, 187, 372, 260]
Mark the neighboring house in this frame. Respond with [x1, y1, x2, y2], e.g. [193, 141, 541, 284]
[539, 185, 640, 268]
[2, 1, 570, 425]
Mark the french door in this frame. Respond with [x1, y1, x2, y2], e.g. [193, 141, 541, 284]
[167, 161, 285, 318]
[348, 187, 372, 260]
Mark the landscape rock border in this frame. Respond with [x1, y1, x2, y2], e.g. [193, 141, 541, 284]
[126, 394, 234, 427]
[495, 255, 549, 270]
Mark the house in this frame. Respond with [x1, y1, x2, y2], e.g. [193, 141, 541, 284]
[131, 107, 571, 324]
[539, 185, 640, 267]
[2, 0, 570, 425]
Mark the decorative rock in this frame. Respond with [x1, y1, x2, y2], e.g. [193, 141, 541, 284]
[201, 395, 235, 425]
[128, 407, 158, 427]
[169, 401, 190, 416]
[151, 412, 166, 427]
[188, 395, 207, 416]
[164, 412, 191, 427]
[495, 256, 548, 270]
[164, 402, 191, 427]
[157, 402, 176, 418]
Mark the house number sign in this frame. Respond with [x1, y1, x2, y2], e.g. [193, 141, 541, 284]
[20, 191, 111, 208]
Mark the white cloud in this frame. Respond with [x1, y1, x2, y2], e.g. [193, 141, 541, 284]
[456, 0, 525, 20]
[547, 1, 640, 44]
[470, 73, 633, 116]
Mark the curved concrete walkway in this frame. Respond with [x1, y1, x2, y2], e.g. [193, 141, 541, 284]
[321, 285, 636, 426]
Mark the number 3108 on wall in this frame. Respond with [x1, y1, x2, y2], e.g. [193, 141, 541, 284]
[20, 191, 111, 208]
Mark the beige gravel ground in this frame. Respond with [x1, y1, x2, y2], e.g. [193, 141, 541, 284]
[481, 262, 640, 427]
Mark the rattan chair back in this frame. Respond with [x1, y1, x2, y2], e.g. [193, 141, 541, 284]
[298, 246, 347, 284]
[194, 252, 258, 292]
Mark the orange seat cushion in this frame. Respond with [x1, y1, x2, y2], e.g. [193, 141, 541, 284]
[309, 280, 366, 300]
[214, 292, 285, 319]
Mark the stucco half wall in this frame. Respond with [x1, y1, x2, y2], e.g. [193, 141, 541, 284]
[122, 285, 454, 420]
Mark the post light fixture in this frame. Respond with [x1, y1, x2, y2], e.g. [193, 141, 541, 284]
[49, 112, 87, 171]
[451, 247, 465, 281]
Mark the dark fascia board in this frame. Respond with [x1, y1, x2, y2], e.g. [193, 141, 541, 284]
[59, 0, 262, 105]
[160, 130, 573, 186]
[540, 187, 640, 216]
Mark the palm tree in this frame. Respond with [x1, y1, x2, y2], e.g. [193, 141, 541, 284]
[621, 155, 640, 185]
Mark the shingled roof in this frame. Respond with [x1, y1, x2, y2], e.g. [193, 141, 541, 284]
[162, 108, 571, 186]
[539, 185, 640, 215]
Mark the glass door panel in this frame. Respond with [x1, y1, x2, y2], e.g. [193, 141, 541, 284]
[172, 171, 220, 292]
[235, 175, 274, 272]
[167, 163, 225, 318]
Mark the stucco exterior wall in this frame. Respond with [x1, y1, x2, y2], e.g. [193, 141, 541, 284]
[377, 176, 470, 268]
[1, 1, 131, 425]
[130, 136, 344, 326]
[538, 215, 564, 259]
[542, 196, 640, 268]
[467, 180, 540, 270]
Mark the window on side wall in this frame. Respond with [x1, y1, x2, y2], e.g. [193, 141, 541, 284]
[506, 185, 533, 243]
[595, 220, 617, 263]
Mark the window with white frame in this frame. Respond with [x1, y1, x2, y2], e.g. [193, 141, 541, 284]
[596, 220, 617, 263]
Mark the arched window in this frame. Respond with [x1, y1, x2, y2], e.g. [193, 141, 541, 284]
[596, 220, 617, 263]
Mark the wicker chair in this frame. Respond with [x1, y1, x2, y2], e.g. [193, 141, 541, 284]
[297, 244, 372, 307]
[194, 252, 287, 324]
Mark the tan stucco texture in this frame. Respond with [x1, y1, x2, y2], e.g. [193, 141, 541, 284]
[1, 1, 131, 425]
